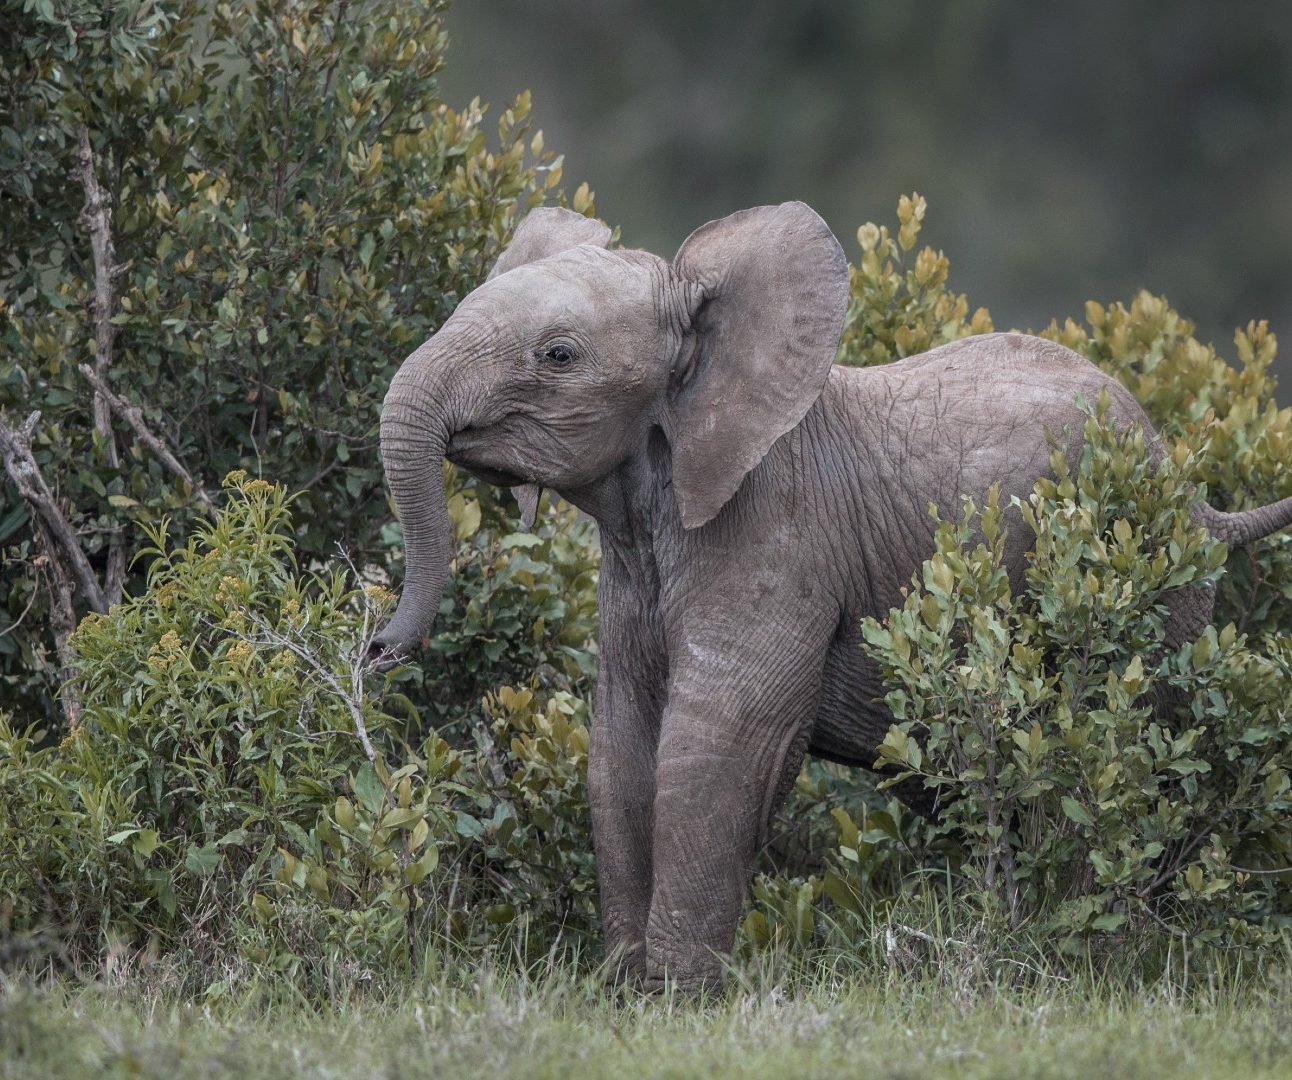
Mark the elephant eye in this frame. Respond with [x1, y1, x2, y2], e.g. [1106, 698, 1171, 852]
[542, 343, 575, 368]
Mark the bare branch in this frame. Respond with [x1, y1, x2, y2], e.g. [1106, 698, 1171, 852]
[77, 364, 216, 516]
[75, 124, 127, 602]
[0, 576, 40, 637]
[38, 523, 85, 729]
[217, 607, 384, 764]
[0, 410, 107, 614]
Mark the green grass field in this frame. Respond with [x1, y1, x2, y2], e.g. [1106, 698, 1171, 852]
[4, 954, 1291, 1080]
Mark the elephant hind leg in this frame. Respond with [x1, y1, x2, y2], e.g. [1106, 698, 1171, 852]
[1163, 581, 1217, 652]
[1153, 580, 1217, 719]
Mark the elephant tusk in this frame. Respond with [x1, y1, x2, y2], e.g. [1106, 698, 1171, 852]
[513, 483, 542, 529]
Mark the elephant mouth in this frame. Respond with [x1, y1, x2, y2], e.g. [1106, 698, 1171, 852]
[460, 463, 528, 487]
[446, 430, 529, 488]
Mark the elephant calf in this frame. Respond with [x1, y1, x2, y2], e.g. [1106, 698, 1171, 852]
[373, 201, 1292, 992]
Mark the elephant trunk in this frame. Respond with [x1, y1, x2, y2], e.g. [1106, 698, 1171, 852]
[371, 341, 464, 657]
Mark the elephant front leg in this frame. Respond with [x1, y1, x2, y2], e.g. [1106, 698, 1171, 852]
[644, 619, 828, 993]
[589, 678, 660, 987]
[588, 554, 667, 987]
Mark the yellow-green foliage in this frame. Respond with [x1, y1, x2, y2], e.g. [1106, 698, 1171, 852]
[838, 193, 993, 366]
[1041, 296, 1292, 636]
[414, 470, 599, 730]
[0, 475, 597, 991]
[857, 402, 1292, 949]
[0, 0, 591, 722]
[752, 196, 1292, 962]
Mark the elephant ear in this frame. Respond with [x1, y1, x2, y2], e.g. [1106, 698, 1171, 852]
[669, 202, 848, 529]
[488, 206, 612, 280]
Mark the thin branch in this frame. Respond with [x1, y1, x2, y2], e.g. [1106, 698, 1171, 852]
[75, 124, 127, 602]
[77, 364, 215, 516]
[0, 410, 107, 614]
[1228, 864, 1292, 876]
[0, 413, 92, 728]
[0, 578, 40, 637]
[218, 604, 386, 765]
[37, 521, 85, 729]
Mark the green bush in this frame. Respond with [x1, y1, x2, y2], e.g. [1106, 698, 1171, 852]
[409, 474, 599, 733]
[1042, 301, 1292, 637]
[0, 0, 588, 722]
[747, 196, 1292, 965]
[5, 187, 1292, 987]
[838, 192, 993, 366]
[857, 401, 1291, 949]
[1, 474, 404, 967]
[0, 473, 597, 992]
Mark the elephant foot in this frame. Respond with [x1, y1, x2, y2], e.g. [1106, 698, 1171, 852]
[602, 940, 648, 993]
[643, 932, 729, 1000]
[641, 972, 727, 1002]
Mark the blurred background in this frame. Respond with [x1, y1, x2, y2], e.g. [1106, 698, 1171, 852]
[442, 0, 1292, 381]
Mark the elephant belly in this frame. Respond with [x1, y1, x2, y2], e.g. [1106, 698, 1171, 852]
[807, 621, 894, 768]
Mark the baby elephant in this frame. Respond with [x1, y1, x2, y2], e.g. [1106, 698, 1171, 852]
[374, 202, 1292, 992]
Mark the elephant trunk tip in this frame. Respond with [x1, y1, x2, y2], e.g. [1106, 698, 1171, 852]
[365, 632, 413, 672]
[366, 612, 430, 671]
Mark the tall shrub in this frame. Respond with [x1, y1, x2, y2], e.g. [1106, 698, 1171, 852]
[0, 0, 591, 722]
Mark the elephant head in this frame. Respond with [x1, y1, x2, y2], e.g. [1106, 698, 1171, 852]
[373, 201, 849, 655]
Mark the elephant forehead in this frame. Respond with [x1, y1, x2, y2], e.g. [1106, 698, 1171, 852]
[468, 247, 662, 333]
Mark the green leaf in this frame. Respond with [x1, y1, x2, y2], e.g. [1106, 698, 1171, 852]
[499, 532, 543, 548]
[353, 763, 385, 815]
[0, 503, 28, 543]
[1061, 797, 1095, 828]
[184, 843, 221, 877]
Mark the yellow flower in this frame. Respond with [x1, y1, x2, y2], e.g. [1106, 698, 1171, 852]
[215, 574, 242, 605]
[147, 630, 183, 672]
[364, 583, 397, 607]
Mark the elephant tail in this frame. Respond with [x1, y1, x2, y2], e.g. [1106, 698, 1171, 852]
[1194, 495, 1292, 546]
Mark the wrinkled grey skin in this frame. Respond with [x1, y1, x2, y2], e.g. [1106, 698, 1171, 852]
[375, 203, 1292, 992]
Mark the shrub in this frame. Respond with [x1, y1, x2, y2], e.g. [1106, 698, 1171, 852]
[856, 398, 1292, 950]
[0, 0, 590, 723]
[1042, 302, 1292, 637]
[408, 474, 599, 733]
[0, 474, 402, 964]
[838, 192, 993, 366]
[0, 474, 597, 992]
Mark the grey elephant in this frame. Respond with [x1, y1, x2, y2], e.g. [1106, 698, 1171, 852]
[373, 202, 1292, 992]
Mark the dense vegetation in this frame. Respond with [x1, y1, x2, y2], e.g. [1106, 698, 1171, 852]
[2, 1, 1290, 1048]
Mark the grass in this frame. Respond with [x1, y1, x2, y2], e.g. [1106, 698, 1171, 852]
[4, 944, 1291, 1079]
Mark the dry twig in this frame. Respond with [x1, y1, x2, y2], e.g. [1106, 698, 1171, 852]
[77, 364, 215, 516]
[0, 410, 99, 726]
[75, 124, 128, 602]
[0, 410, 107, 615]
